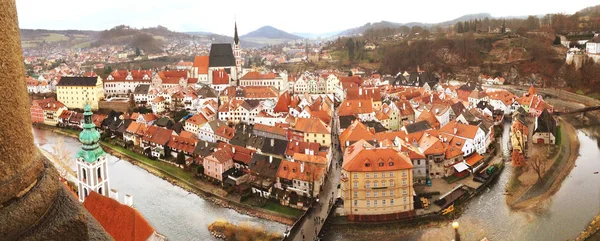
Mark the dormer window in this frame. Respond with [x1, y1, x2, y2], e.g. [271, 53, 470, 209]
[378, 162, 384, 167]
[389, 162, 394, 166]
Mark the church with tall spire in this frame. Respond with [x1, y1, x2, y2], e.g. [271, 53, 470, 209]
[76, 103, 110, 202]
[233, 20, 242, 75]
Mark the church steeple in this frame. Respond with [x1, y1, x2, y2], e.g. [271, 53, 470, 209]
[76, 103, 110, 202]
[77, 103, 105, 163]
[234, 21, 240, 45]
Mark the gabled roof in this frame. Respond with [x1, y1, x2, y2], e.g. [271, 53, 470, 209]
[212, 69, 230, 85]
[292, 153, 327, 165]
[338, 99, 374, 116]
[133, 84, 150, 95]
[107, 70, 152, 82]
[193, 56, 209, 74]
[168, 135, 198, 153]
[277, 160, 325, 182]
[209, 43, 235, 67]
[534, 109, 556, 134]
[439, 120, 479, 140]
[260, 138, 288, 156]
[416, 109, 441, 129]
[83, 192, 155, 241]
[274, 91, 291, 113]
[340, 120, 375, 146]
[294, 117, 330, 134]
[241, 71, 279, 80]
[342, 140, 413, 172]
[285, 140, 320, 157]
[250, 153, 282, 180]
[56, 76, 98, 86]
[405, 120, 432, 134]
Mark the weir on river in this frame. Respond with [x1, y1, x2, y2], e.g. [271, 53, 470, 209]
[33, 128, 288, 240]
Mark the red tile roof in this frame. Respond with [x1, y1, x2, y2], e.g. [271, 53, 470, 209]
[212, 69, 230, 85]
[240, 71, 279, 80]
[168, 135, 198, 153]
[277, 160, 325, 182]
[107, 70, 152, 82]
[439, 120, 479, 140]
[193, 56, 209, 74]
[83, 192, 155, 241]
[294, 117, 330, 134]
[273, 91, 291, 113]
[338, 99, 374, 116]
[157, 70, 188, 84]
[285, 140, 320, 157]
[342, 140, 413, 172]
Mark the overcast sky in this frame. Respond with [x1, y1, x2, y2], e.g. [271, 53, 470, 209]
[16, 0, 599, 36]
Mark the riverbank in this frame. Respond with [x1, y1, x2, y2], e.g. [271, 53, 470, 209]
[576, 213, 600, 241]
[34, 125, 297, 226]
[507, 118, 580, 210]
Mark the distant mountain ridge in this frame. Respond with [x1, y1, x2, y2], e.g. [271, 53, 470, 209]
[241, 26, 302, 40]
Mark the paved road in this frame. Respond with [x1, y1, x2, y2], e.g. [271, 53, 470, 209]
[286, 113, 343, 241]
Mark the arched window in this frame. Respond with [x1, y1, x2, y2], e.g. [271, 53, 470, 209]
[365, 181, 371, 188]
[84, 188, 89, 198]
[98, 187, 103, 195]
[97, 168, 102, 180]
[82, 169, 87, 180]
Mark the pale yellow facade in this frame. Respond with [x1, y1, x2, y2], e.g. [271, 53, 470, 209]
[57, 77, 104, 110]
[304, 132, 331, 147]
[341, 169, 414, 216]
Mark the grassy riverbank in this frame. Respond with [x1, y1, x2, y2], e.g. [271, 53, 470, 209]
[576, 213, 600, 241]
[34, 125, 299, 225]
[507, 118, 580, 209]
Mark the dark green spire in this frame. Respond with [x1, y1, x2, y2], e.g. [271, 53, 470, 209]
[76, 103, 106, 163]
[234, 21, 240, 45]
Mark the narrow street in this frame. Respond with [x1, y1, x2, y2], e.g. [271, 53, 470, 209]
[286, 111, 343, 241]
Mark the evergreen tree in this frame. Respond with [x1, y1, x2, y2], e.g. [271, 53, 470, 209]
[346, 38, 355, 62]
[176, 151, 186, 166]
[457, 22, 464, 33]
[501, 20, 507, 33]
[553, 36, 562, 45]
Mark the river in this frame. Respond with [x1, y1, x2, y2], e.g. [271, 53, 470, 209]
[325, 124, 600, 241]
[32, 128, 288, 241]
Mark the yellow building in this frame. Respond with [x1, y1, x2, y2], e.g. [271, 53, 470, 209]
[56, 77, 104, 110]
[293, 117, 331, 147]
[341, 139, 414, 221]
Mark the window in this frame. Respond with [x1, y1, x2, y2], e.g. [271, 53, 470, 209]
[390, 190, 394, 196]
[382, 199, 386, 206]
[354, 200, 358, 206]
[366, 191, 370, 197]
[365, 182, 370, 188]
[402, 170, 407, 177]
[389, 172, 394, 177]
[403, 189, 407, 195]
[353, 173, 358, 179]
[378, 162, 384, 167]
[353, 181, 358, 188]
[382, 191, 386, 197]
[373, 173, 378, 178]
[374, 200, 378, 206]
[381, 181, 386, 187]
[381, 173, 385, 178]
[373, 182, 378, 188]
[403, 197, 407, 204]
[390, 180, 394, 187]
[366, 173, 370, 178]
[402, 179, 406, 186]
[389, 162, 394, 166]
[366, 200, 370, 207]
[374, 191, 378, 197]
[390, 199, 394, 205]
[354, 191, 358, 198]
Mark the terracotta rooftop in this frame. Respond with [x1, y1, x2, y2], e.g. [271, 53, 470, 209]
[439, 120, 479, 140]
[83, 192, 155, 241]
[277, 160, 325, 182]
[294, 117, 330, 134]
[342, 140, 413, 172]
[338, 99, 374, 116]
[240, 71, 279, 80]
[192, 56, 209, 74]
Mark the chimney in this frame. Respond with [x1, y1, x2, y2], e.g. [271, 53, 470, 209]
[269, 155, 273, 163]
[109, 189, 118, 201]
[346, 141, 349, 147]
[232, 146, 236, 153]
[124, 194, 133, 207]
[347, 102, 350, 107]
[379, 141, 383, 147]
[300, 162, 305, 173]
[309, 150, 314, 155]
[430, 95, 433, 103]
[271, 138, 275, 147]
[305, 148, 309, 155]
[403, 102, 406, 110]
[358, 102, 362, 108]
[359, 88, 363, 96]
[453, 126, 458, 135]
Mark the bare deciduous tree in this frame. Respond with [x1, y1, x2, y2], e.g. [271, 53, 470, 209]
[529, 157, 546, 182]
